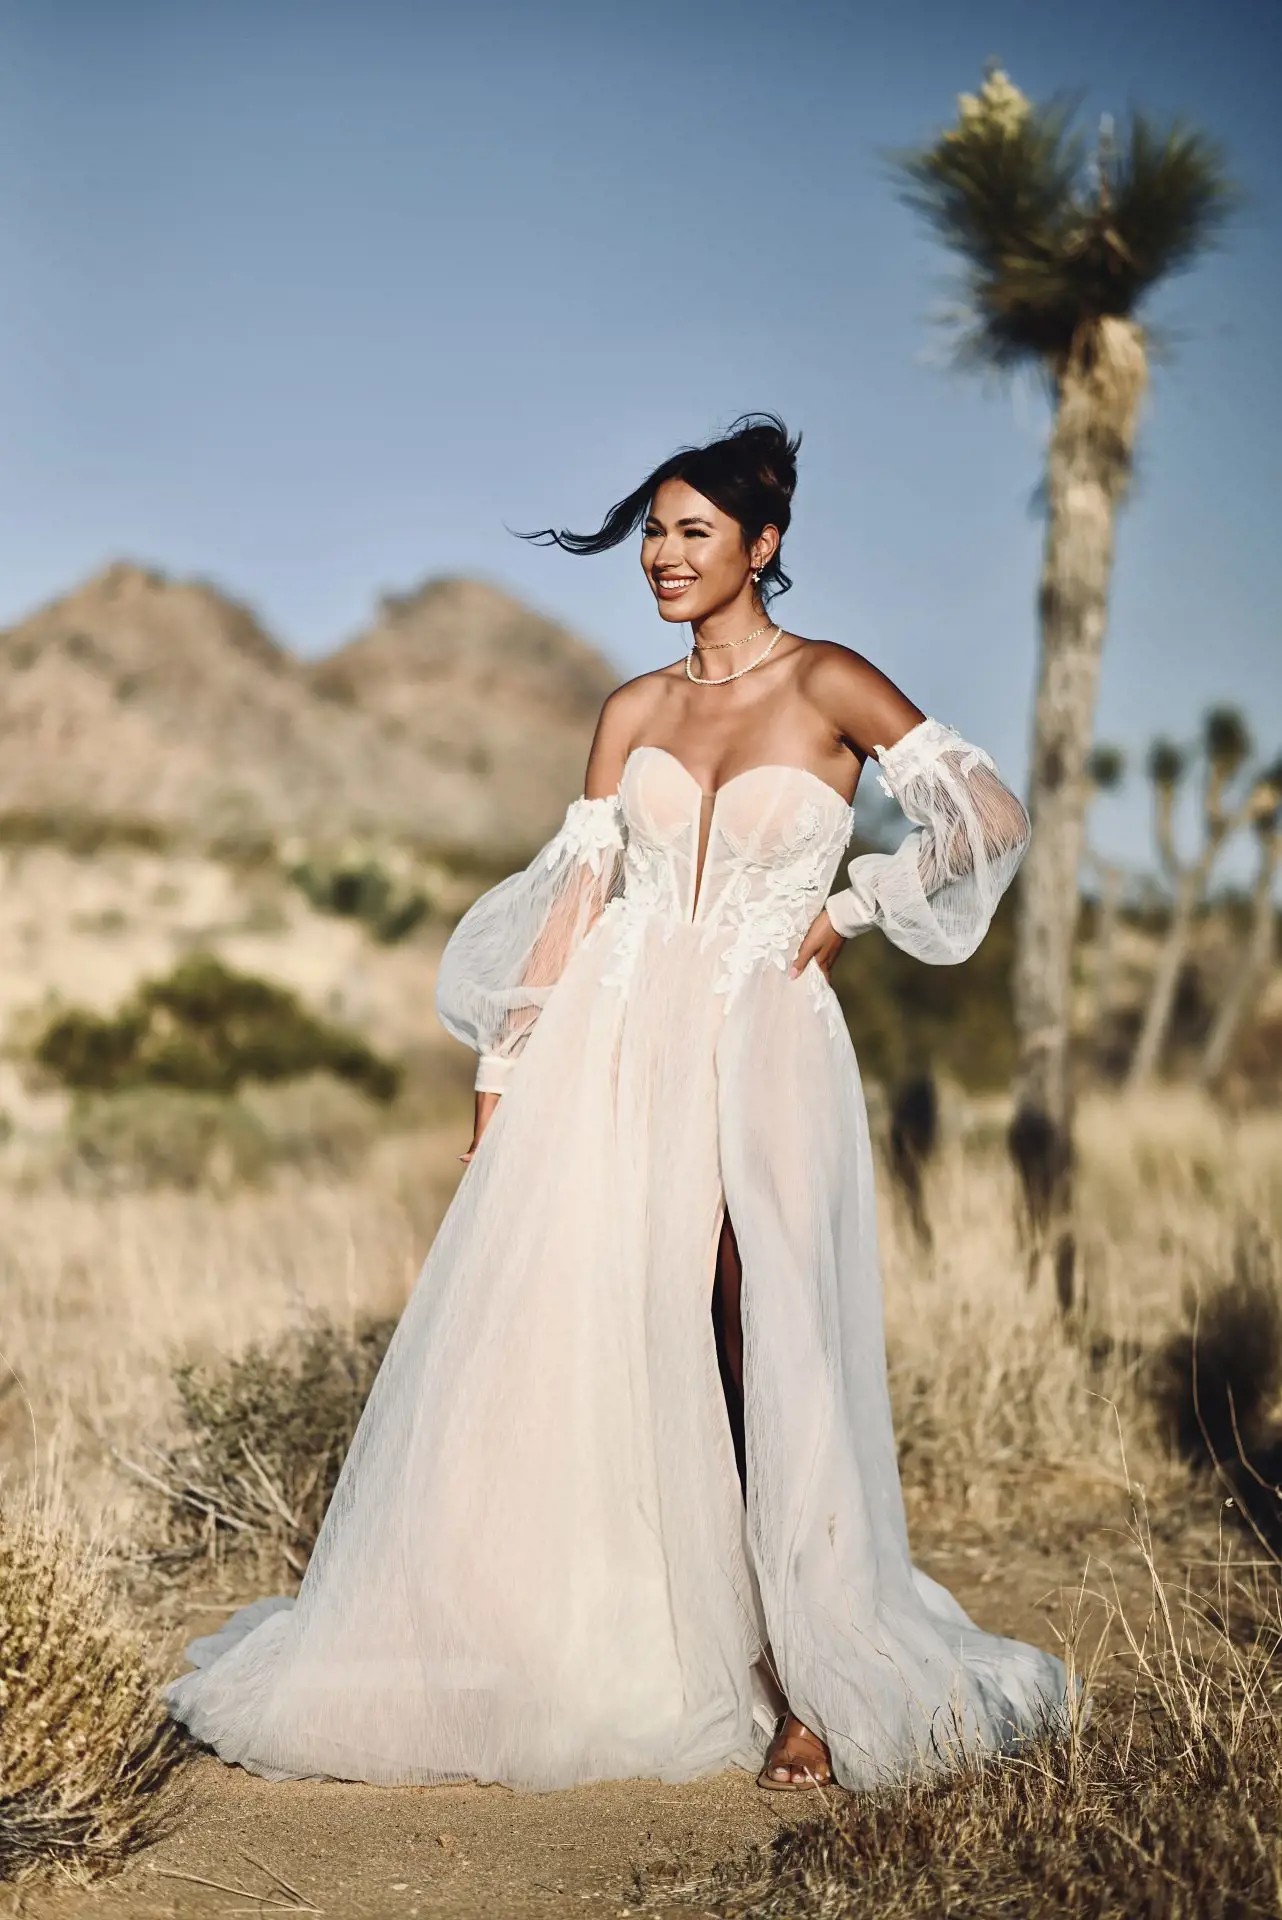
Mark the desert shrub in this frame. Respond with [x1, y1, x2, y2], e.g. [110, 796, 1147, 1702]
[34, 953, 401, 1104]
[653, 1702, 1282, 1917]
[0, 1492, 184, 1884]
[0, 810, 171, 856]
[644, 1527, 1282, 1919]
[1150, 1228, 1282, 1547]
[132, 1314, 396, 1577]
[238, 1073, 382, 1176]
[206, 826, 278, 870]
[59, 1087, 277, 1193]
[56, 1079, 380, 1193]
[287, 851, 430, 943]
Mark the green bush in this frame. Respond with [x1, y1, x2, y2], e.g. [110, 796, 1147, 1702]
[287, 853, 430, 944]
[135, 1315, 397, 1576]
[34, 954, 401, 1104]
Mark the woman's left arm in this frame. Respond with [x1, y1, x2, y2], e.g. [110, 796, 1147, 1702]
[793, 648, 1031, 973]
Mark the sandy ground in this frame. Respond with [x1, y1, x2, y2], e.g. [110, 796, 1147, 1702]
[4, 1524, 1152, 1920]
[19, 1765, 788, 1920]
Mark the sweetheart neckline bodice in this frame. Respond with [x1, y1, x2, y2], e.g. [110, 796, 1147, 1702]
[621, 743, 856, 816]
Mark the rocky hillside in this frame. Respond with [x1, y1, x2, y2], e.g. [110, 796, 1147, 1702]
[310, 575, 619, 839]
[0, 562, 619, 859]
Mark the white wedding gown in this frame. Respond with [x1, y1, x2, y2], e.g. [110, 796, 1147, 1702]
[165, 716, 1070, 1791]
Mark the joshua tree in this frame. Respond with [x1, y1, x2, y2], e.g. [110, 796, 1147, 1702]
[1084, 745, 1128, 1057]
[1199, 758, 1282, 1089]
[895, 68, 1235, 1304]
[1128, 707, 1255, 1086]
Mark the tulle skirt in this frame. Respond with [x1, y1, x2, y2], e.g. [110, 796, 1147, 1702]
[165, 910, 1070, 1789]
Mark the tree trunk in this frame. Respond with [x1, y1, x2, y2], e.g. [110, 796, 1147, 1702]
[1011, 319, 1147, 1313]
[1127, 867, 1202, 1086]
[1199, 829, 1280, 1087]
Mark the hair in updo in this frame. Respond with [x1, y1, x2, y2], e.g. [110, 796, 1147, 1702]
[512, 412, 802, 603]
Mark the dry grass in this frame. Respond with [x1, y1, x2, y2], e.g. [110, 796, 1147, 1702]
[0, 1488, 185, 1885]
[875, 1087, 1280, 1534]
[642, 1502, 1282, 1919]
[7, 1085, 1274, 1541]
[2, 1085, 1281, 1902]
[126, 1311, 396, 1578]
[634, 1087, 1282, 1919]
[0, 1134, 453, 1529]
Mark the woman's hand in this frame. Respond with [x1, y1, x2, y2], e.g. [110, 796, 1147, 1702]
[460, 1090, 502, 1164]
[789, 906, 845, 982]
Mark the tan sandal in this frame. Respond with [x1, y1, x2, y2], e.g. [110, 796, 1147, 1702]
[756, 1712, 834, 1791]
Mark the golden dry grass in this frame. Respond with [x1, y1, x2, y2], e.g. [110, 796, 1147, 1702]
[2, 1085, 1280, 1902]
[7, 1086, 1276, 1532]
[0, 1488, 185, 1885]
[0, 1130, 456, 1531]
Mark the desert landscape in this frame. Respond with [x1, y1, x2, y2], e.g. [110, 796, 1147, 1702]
[5, 0, 1279, 1903]
[2, 554, 1281, 1917]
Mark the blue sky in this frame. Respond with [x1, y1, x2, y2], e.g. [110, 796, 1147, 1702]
[3, 0, 1279, 874]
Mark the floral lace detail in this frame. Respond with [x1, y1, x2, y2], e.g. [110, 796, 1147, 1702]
[544, 793, 626, 876]
[600, 832, 682, 993]
[802, 962, 848, 1043]
[707, 800, 853, 1011]
[873, 717, 997, 799]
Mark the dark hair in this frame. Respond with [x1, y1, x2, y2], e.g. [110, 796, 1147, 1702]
[510, 411, 802, 603]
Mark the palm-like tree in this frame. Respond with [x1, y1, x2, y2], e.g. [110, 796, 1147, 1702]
[1128, 706, 1254, 1086]
[895, 69, 1236, 1299]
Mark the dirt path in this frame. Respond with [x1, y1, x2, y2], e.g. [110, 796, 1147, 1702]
[8, 1516, 1172, 1920]
[31, 1765, 791, 1919]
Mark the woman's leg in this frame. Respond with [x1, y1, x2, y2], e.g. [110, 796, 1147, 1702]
[713, 1208, 833, 1787]
[711, 1205, 747, 1497]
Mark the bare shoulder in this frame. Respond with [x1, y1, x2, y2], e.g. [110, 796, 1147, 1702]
[594, 665, 672, 740]
[583, 667, 670, 796]
[797, 638, 925, 755]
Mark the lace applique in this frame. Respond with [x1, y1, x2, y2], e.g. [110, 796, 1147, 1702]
[802, 962, 848, 1043]
[709, 802, 852, 1010]
[600, 834, 679, 993]
[873, 717, 997, 798]
[545, 793, 625, 875]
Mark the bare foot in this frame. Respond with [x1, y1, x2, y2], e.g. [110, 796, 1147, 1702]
[758, 1711, 833, 1788]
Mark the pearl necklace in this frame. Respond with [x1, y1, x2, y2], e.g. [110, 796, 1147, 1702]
[685, 623, 783, 685]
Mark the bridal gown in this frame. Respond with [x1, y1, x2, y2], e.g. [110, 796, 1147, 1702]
[165, 715, 1071, 1791]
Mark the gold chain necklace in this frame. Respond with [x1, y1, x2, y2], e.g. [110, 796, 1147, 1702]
[685, 624, 783, 685]
[695, 619, 773, 653]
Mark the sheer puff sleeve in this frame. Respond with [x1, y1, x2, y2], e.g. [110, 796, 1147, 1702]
[434, 792, 627, 1094]
[824, 717, 1030, 964]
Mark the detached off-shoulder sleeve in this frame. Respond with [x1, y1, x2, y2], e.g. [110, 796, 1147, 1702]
[825, 717, 1030, 964]
[434, 791, 626, 1093]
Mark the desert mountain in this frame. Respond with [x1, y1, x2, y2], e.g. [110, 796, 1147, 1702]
[0, 563, 621, 858]
[310, 576, 619, 836]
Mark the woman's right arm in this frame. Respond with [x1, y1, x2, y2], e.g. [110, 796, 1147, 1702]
[438, 688, 636, 1160]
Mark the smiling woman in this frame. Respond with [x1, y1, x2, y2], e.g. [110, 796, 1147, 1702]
[520, 407, 800, 606]
[164, 412, 1061, 1798]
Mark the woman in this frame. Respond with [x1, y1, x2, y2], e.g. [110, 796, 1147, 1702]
[166, 413, 1069, 1794]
